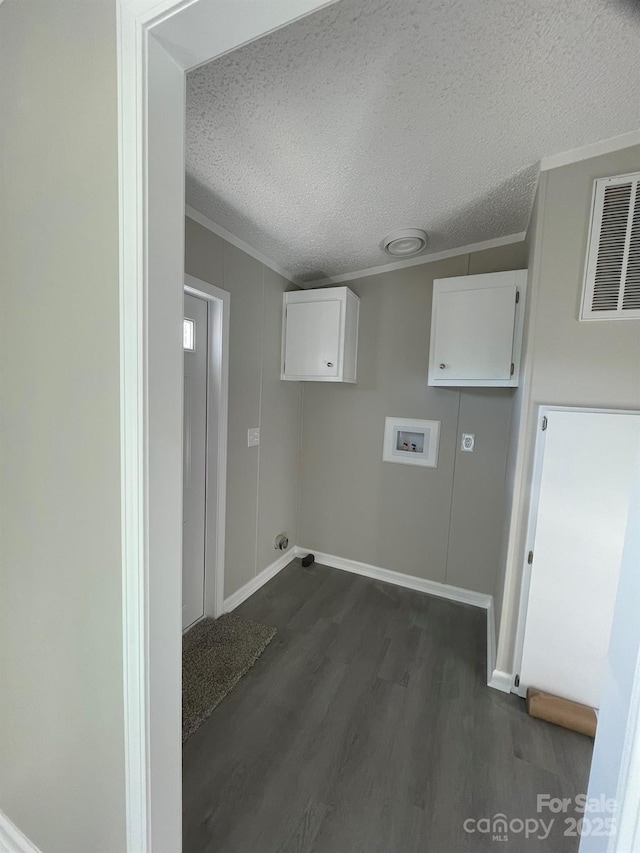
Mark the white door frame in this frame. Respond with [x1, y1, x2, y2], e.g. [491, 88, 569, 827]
[117, 1, 337, 850]
[513, 404, 640, 698]
[184, 274, 230, 622]
[116, 2, 640, 852]
[511, 404, 549, 697]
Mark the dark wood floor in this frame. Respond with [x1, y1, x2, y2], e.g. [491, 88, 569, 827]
[183, 559, 593, 852]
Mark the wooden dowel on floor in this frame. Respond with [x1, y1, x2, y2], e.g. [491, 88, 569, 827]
[526, 688, 597, 738]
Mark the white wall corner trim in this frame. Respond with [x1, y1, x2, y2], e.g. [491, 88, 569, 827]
[539, 129, 640, 172]
[610, 612, 640, 853]
[486, 597, 497, 686]
[488, 670, 514, 694]
[0, 811, 44, 853]
[302, 232, 527, 287]
[185, 205, 299, 286]
[223, 550, 296, 612]
[494, 172, 547, 681]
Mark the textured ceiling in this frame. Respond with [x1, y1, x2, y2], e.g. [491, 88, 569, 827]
[186, 0, 640, 283]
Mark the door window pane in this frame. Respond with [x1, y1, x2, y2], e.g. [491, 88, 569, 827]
[183, 318, 195, 351]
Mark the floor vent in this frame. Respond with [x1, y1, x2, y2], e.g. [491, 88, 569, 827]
[581, 172, 640, 321]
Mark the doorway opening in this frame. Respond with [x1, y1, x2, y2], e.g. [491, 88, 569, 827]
[183, 274, 229, 630]
[117, 2, 640, 850]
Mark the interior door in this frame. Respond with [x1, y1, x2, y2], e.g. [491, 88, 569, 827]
[182, 293, 208, 630]
[519, 408, 640, 708]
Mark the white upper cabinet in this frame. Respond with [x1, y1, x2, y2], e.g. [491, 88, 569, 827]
[428, 270, 527, 387]
[282, 286, 360, 382]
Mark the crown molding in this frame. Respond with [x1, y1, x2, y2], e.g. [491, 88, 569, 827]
[187, 131, 640, 290]
[540, 130, 640, 172]
[301, 231, 527, 286]
[186, 206, 527, 289]
[185, 205, 299, 285]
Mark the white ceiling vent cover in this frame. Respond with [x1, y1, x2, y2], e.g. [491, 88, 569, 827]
[581, 172, 640, 321]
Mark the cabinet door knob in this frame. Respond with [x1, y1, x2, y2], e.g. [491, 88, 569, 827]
[439, 363, 447, 369]
[327, 362, 334, 367]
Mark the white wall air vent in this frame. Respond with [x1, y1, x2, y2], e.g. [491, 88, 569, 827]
[581, 173, 640, 321]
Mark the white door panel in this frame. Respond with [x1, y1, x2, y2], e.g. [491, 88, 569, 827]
[433, 284, 516, 381]
[284, 300, 341, 377]
[182, 293, 208, 630]
[519, 409, 640, 709]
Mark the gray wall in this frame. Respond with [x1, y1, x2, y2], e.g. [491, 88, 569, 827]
[0, 2, 126, 851]
[298, 242, 527, 595]
[496, 144, 640, 674]
[185, 217, 302, 598]
[529, 148, 640, 407]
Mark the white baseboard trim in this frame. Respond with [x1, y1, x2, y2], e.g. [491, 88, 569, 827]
[295, 546, 492, 609]
[488, 669, 514, 694]
[222, 549, 295, 613]
[295, 547, 502, 688]
[0, 811, 43, 853]
[229, 546, 508, 693]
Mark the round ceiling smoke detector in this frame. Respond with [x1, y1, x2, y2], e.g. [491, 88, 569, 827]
[382, 228, 427, 257]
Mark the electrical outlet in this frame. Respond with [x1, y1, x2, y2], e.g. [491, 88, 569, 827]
[247, 427, 260, 447]
[461, 433, 475, 452]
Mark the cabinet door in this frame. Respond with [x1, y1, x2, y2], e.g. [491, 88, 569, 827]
[284, 300, 341, 377]
[433, 284, 517, 381]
